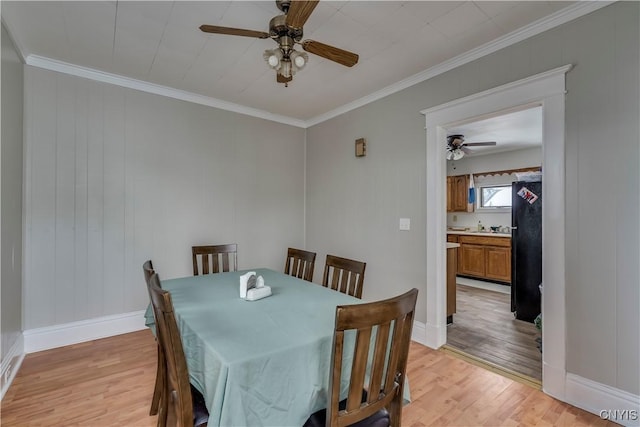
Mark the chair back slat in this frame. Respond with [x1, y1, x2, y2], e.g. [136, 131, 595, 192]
[192, 244, 237, 275]
[322, 255, 366, 299]
[284, 248, 316, 282]
[222, 253, 229, 272]
[203, 254, 210, 274]
[292, 259, 301, 278]
[368, 322, 391, 403]
[331, 269, 341, 292]
[346, 327, 372, 412]
[327, 288, 418, 427]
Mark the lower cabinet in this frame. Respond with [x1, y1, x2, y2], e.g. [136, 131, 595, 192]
[455, 234, 511, 284]
[485, 246, 511, 282]
[459, 244, 485, 277]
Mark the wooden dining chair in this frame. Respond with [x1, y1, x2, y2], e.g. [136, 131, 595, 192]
[322, 255, 367, 299]
[192, 244, 237, 275]
[148, 273, 209, 427]
[143, 260, 165, 418]
[304, 288, 418, 427]
[284, 248, 317, 282]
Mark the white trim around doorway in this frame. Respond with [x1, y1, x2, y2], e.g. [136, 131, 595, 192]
[420, 64, 572, 401]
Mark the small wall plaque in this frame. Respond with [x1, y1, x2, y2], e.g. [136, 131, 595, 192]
[355, 138, 366, 157]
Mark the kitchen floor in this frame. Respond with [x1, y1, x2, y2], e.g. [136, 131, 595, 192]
[446, 281, 542, 381]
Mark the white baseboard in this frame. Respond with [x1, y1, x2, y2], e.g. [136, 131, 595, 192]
[23, 310, 148, 354]
[424, 321, 446, 349]
[411, 321, 428, 347]
[411, 320, 447, 349]
[0, 334, 25, 401]
[542, 361, 566, 401]
[565, 373, 640, 427]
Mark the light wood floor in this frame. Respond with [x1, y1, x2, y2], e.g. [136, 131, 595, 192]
[447, 284, 542, 381]
[1, 330, 614, 426]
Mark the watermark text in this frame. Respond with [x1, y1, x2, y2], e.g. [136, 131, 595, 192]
[599, 409, 639, 422]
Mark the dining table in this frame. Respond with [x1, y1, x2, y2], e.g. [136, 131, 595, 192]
[144, 268, 411, 427]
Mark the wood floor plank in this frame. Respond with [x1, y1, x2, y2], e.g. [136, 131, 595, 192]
[1, 330, 614, 426]
[446, 284, 542, 381]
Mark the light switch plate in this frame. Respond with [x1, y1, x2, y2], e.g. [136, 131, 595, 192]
[399, 218, 410, 231]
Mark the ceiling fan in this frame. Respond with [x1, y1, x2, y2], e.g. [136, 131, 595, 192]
[446, 134, 496, 160]
[199, 0, 359, 87]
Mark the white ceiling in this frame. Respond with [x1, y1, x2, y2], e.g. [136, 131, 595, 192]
[446, 105, 542, 157]
[2, 1, 584, 125]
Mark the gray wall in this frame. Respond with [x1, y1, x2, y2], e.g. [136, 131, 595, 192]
[1, 23, 24, 369]
[22, 66, 306, 330]
[306, 2, 639, 395]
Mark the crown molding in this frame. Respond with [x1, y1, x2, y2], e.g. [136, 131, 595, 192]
[305, 0, 614, 127]
[25, 55, 307, 129]
[21, 1, 613, 129]
[1, 16, 27, 64]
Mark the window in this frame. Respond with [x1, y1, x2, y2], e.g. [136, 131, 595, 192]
[479, 185, 512, 208]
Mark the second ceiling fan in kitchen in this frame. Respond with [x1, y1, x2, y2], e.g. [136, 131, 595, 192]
[199, 0, 359, 86]
[446, 134, 496, 160]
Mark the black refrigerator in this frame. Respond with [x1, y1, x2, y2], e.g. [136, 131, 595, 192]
[511, 180, 542, 323]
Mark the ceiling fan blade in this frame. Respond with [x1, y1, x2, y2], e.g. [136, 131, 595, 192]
[199, 25, 269, 39]
[461, 147, 473, 154]
[286, 1, 319, 29]
[301, 40, 359, 67]
[277, 73, 292, 84]
[464, 141, 497, 146]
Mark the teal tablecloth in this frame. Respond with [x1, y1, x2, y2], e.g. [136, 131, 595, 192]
[145, 268, 409, 427]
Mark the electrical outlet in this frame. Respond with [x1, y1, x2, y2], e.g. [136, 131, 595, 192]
[399, 218, 410, 231]
[453, 215, 457, 222]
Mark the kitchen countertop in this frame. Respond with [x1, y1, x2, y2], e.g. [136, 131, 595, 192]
[447, 230, 511, 238]
[446, 242, 461, 249]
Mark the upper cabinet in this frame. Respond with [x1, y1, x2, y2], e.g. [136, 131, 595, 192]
[447, 174, 471, 212]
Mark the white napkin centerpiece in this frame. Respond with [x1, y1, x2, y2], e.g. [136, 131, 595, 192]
[239, 272, 272, 301]
[239, 271, 256, 299]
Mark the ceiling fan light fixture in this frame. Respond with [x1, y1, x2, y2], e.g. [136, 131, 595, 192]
[446, 147, 464, 161]
[264, 48, 283, 70]
[290, 50, 308, 69]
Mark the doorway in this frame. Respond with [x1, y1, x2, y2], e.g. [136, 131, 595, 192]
[421, 65, 571, 398]
[446, 105, 542, 387]
[442, 106, 543, 382]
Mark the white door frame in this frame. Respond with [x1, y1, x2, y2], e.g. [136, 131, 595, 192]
[420, 64, 572, 400]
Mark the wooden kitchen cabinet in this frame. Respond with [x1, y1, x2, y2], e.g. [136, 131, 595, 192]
[456, 234, 511, 284]
[459, 244, 486, 277]
[447, 175, 471, 212]
[485, 246, 511, 282]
